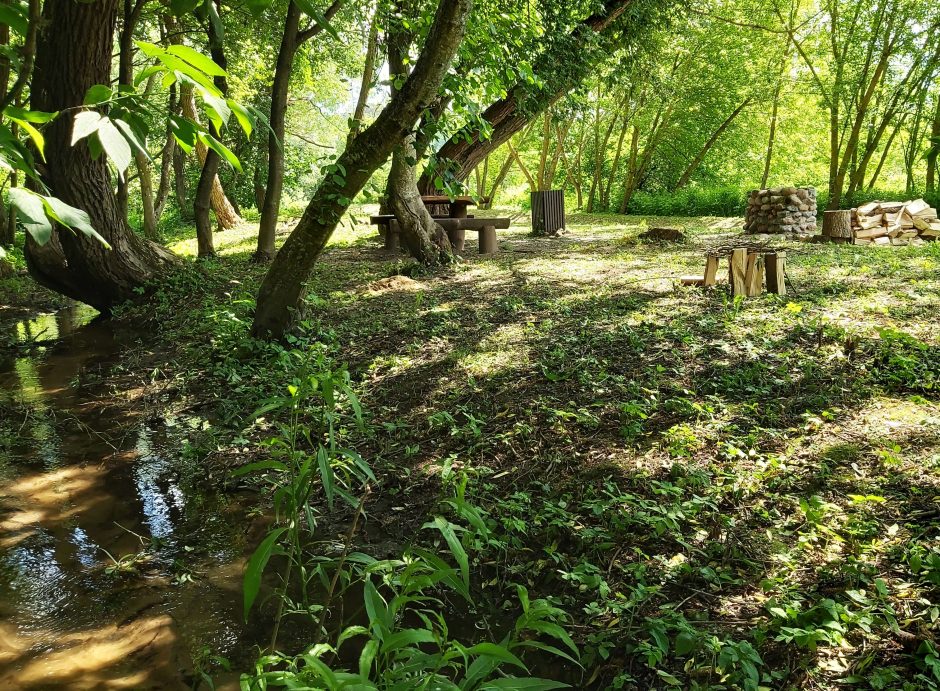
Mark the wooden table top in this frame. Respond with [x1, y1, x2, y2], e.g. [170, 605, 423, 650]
[420, 195, 478, 205]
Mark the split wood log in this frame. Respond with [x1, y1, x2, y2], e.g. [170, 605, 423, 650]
[729, 248, 747, 296]
[744, 252, 764, 296]
[681, 275, 705, 286]
[765, 252, 786, 295]
[703, 255, 719, 286]
[822, 210, 852, 241]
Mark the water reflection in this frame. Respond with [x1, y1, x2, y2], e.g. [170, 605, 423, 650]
[0, 305, 258, 688]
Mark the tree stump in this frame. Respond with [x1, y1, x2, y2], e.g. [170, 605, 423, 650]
[479, 225, 498, 254]
[765, 252, 786, 295]
[822, 210, 852, 242]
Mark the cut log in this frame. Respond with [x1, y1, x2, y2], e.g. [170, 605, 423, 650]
[906, 199, 929, 216]
[822, 210, 853, 241]
[681, 275, 705, 286]
[744, 252, 764, 296]
[855, 226, 888, 239]
[703, 255, 719, 286]
[857, 214, 883, 230]
[765, 251, 785, 295]
[857, 201, 879, 215]
[729, 248, 747, 296]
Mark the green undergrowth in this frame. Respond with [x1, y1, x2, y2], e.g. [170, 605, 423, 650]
[113, 211, 940, 689]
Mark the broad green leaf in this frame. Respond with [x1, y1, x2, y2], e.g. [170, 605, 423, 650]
[168, 0, 202, 15]
[0, 3, 28, 35]
[244, 0, 274, 18]
[295, 0, 340, 40]
[201, 133, 242, 172]
[9, 118, 45, 160]
[83, 84, 113, 105]
[316, 446, 335, 508]
[199, 88, 232, 132]
[71, 111, 103, 145]
[169, 114, 200, 153]
[3, 106, 57, 124]
[358, 638, 378, 679]
[167, 44, 227, 77]
[112, 119, 150, 160]
[243, 527, 286, 620]
[95, 118, 133, 176]
[8, 188, 51, 245]
[228, 99, 254, 138]
[465, 642, 527, 670]
[380, 628, 437, 653]
[42, 196, 111, 249]
[515, 640, 581, 666]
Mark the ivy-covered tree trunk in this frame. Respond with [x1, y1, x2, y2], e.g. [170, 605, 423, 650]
[252, 0, 473, 339]
[386, 3, 452, 266]
[24, 0, 175, 312]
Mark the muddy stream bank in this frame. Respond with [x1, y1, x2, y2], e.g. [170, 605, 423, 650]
[0, 305, 264, 689]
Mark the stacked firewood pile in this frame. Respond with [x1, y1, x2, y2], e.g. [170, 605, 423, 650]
[744, 186, 817, 237]
[851, 199, 940, 245]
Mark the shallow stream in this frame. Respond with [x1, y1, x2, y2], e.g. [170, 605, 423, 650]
[0, 305, 261, 689]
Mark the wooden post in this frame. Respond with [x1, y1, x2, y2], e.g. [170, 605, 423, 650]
[729, 248, 747, 296]
[703, 255, 719, 286]
[765, 252, 786, 295]
[479, 225, 498, 254]
[822, 210, 852, 242]
[744, 252, 764, 296]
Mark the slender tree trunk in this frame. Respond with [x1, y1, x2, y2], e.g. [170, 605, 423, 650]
[347, 5, 379, 146]
[137, 152, 158, 239]
[255, 2, 301, 262]
[25, 0, 175, 311]
[761, 60, 786, 188]
[115, 0, 145, 221]
[178, 73, 240, 233]
[485, 150, 514, 208]
[928, 94, 940, 194]
[252, 0, 472, 339]
[193, 8, 229, 259]
[867, 116, 905, 191]
[386, 3, 452, 266]
[674, 97, 752, 190]
[255, 0, 344, 261]
[603, 115, 628, 209]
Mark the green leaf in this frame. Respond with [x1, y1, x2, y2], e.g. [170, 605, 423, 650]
[201, 133, 242, 172]
[168, 0, 202, 14]
[380, 628, 437, 653]
[228, 99, 254, 138]
[244, 0, 274, 18]
[228, 460, 289, 478]
[316, 446, 335, 508]
[167, 44, 226, 77]
[465, 642, 527, 670]
[243, 527, 286, 620]
[3, 106, 57, 124]
[8, 188, 51, 245]
[9, 118, 45, 160]
[424, 516, 469, 588]
[0, 3, 28, 35]
[295, 0, 340, 40]
[71, 111, 103, 145]
[674, 631, 699, 656]
[83, 85, 113, 105]
[95, 118, 133, 177]
[42, 196, 111, 249]
[514, 640, 581, 667]
[112, 119, 149, 160]
[358, 638, 378, 678]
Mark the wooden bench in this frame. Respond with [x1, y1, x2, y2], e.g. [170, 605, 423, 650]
[370, 215, 511, 254]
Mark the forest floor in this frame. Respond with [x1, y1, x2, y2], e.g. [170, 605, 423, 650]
[5, 209, 940, 689]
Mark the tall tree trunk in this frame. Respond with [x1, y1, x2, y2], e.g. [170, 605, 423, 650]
[137, 152, 158, 240]
[25, 0, 175, 311]
[674, 96, 752, 190]
[761, 59, 786, 188]
[347, 5, 379, 146]
[386, 2, 452, 266]
[178, 73, 240, 233]
[419, 0, 642, 191]
[252, 0, 472, 339]
[255, 2, 301, 262]
[928, 94, 940, 194]
[485, 150, 514, 208]
[115, 0, 145, 220]
[255, 0, 344, 261]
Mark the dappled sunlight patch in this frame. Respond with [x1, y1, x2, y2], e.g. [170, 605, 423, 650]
[459, 323, 530, 378]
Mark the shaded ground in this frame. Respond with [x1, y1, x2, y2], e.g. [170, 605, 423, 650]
[4, 208, 940, 688]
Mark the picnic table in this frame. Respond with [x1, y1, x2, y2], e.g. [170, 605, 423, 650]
[370, 195, 509, 255]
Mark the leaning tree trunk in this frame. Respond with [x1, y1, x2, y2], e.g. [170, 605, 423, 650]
[252, 0, 473, 339]
[25, 0, 175, 312]
[385, 8, 452, 265]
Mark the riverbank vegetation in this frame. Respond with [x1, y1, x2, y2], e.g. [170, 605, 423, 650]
[3, 0, 940, 688]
